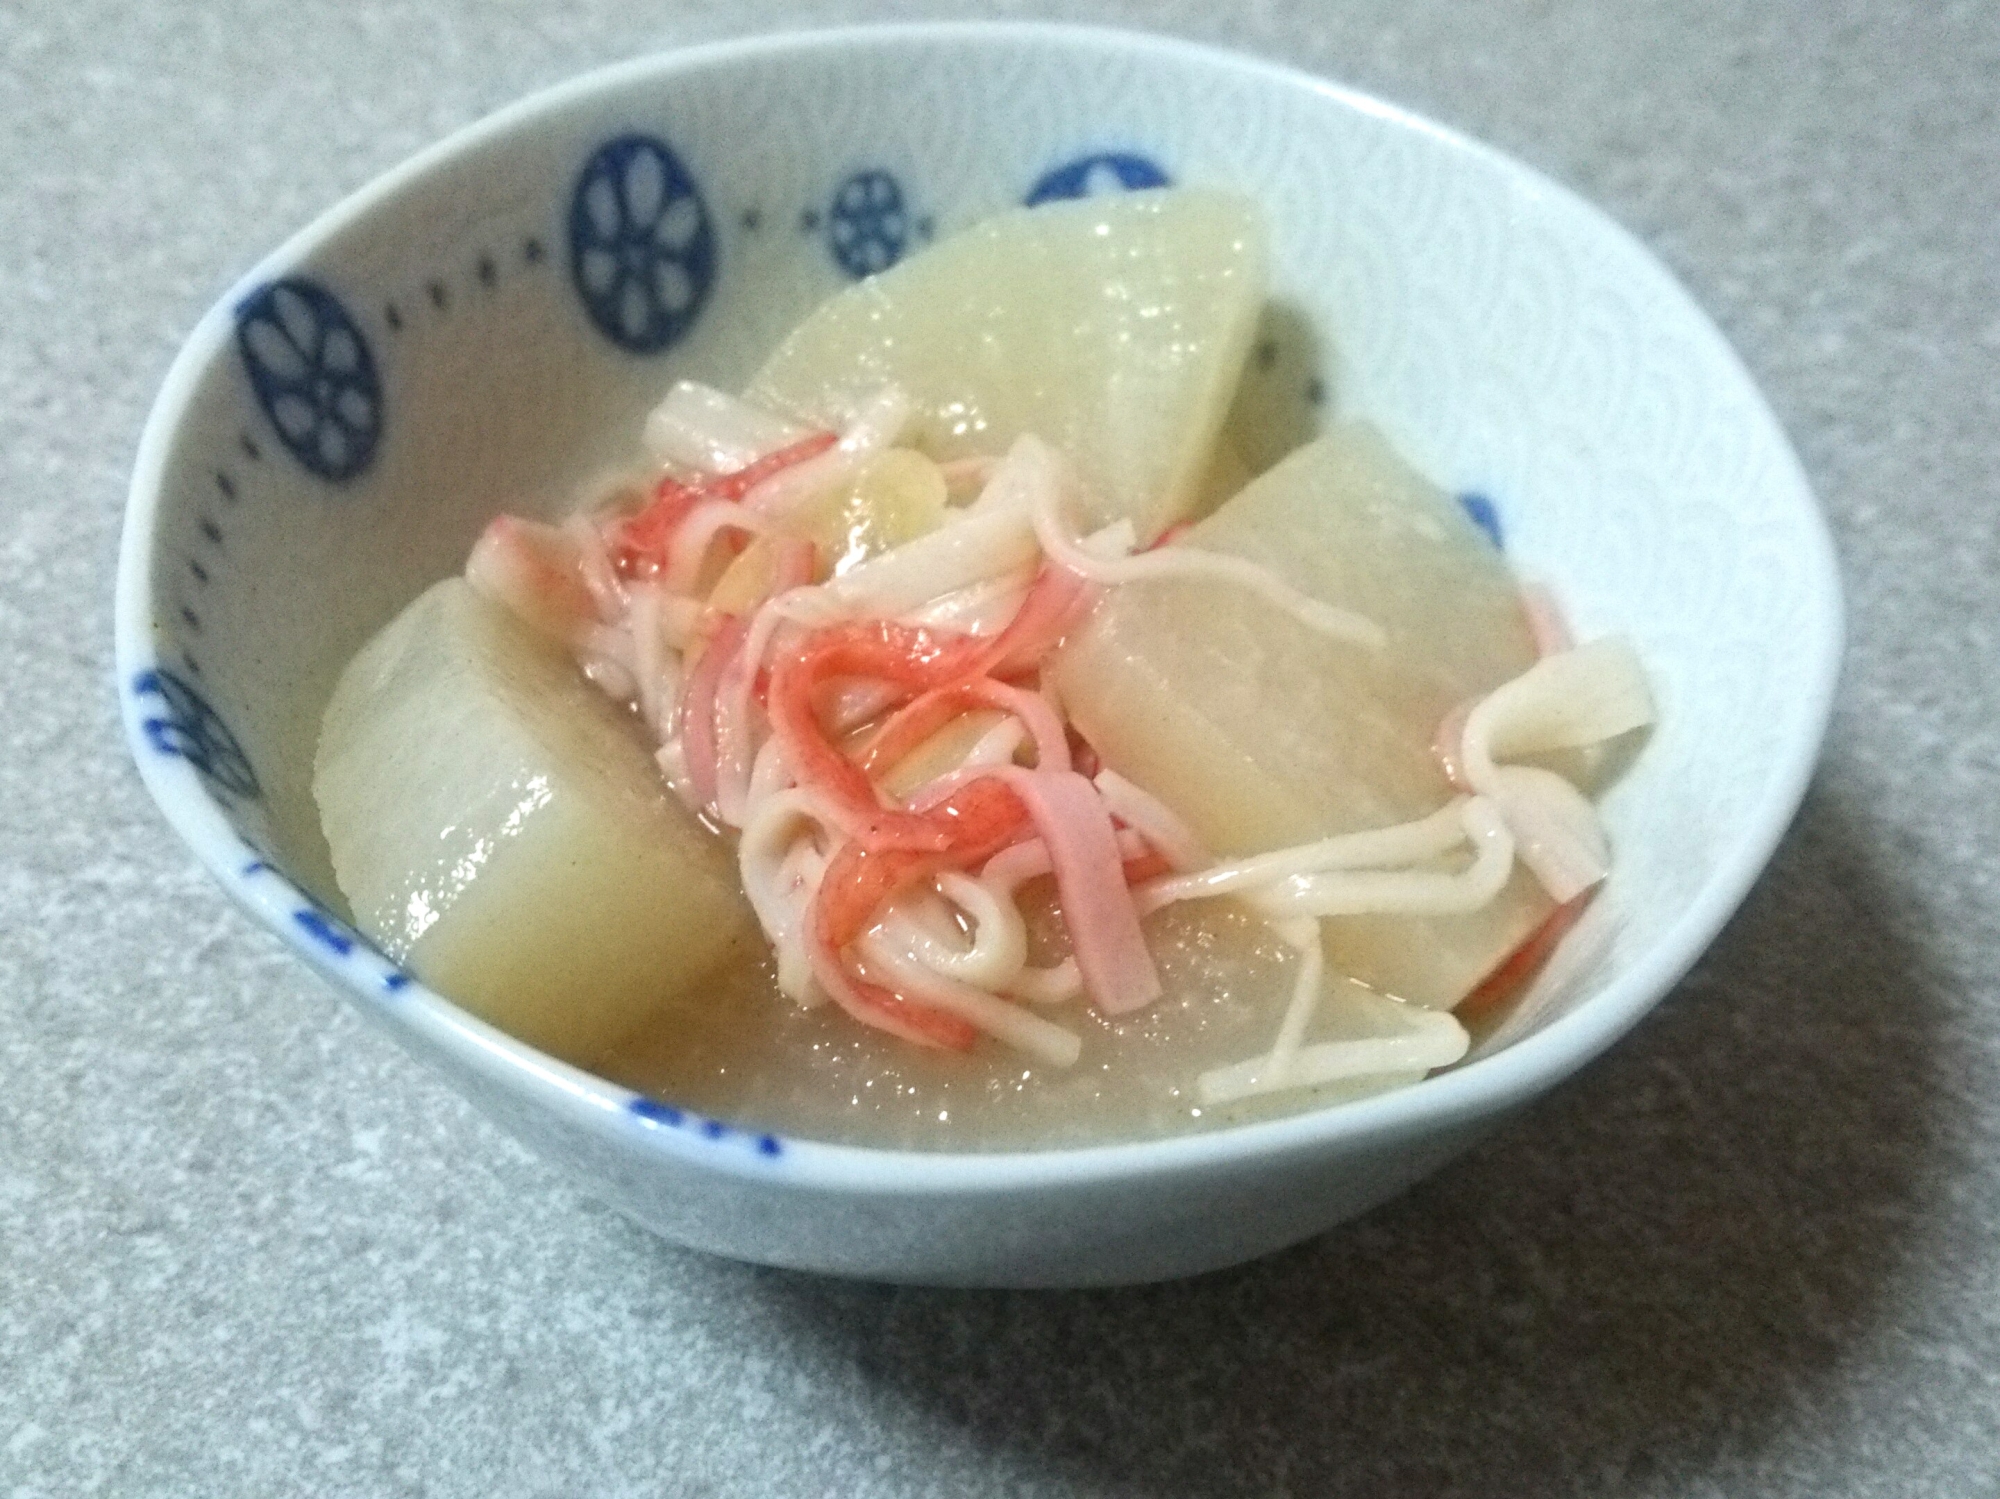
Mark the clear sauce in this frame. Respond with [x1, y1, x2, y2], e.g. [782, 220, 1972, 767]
[600, 895, 1414, 1150]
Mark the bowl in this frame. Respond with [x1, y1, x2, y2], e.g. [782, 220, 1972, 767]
[115, 22, 1842, 1286]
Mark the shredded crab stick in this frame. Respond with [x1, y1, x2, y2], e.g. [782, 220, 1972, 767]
[1455, 892, 1594, 1028]
[711, 537, 818, 825]
[644, 380, 812, 474]
[765, 564, 1093, 849]
[807, 774, 1032, 1047]
[614, 430, 839, 579]
[743, 387, 913, 523]
[767, 619, 997, 851]
[465, 516, 598, 645]
[1019, 435, 1389, 653]
[461, 376, 1653, 1091]
[858, 677, 1070, 782]
[1139, 642, 1648, 1102]
[965, 765, 1162, 1016]
[1446, 637, 1655, 901]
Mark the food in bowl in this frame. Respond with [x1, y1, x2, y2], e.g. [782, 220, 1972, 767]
[314, 188, 1654, 1149]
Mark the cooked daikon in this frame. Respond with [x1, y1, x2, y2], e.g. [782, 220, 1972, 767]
[1052, 421, 1554, 1008]
[315, 578, 755, 1065]
[311, 189, 1653, 1146]
[747, 189, 1266, 541]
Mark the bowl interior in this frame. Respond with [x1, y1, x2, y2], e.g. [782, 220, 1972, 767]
[120, 26, 1839, 1139]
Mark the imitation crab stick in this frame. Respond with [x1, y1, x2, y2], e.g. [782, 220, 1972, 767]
[613, 431, 837, 577]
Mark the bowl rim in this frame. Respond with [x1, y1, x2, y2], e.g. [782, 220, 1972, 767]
[116, 18, 1845, 1195]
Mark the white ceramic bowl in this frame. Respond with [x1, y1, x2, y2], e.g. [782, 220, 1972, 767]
[116, 23, 1841, 1286]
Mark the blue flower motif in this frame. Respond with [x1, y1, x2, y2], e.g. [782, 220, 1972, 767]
[827, 169, 909, 278]
[568, 135, 715, 353]
[235, 279, 383, 482]
[134, 668, 260, 799]
[1025, 152, 1171, 206]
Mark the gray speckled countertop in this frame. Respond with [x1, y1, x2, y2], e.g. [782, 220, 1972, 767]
[5, 1, 1998, 1494]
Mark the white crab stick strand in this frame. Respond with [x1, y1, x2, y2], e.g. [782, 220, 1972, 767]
[713, 575, 816, 826]
[1240, 802, 1516, 920]
[464, 516, 597, 646]
[746, 732, 792, 804]
[738, 735, 833, 1004]
[971, 829, 1153, 1008]
[738, 786, 836, 1005]
[1017, 435, 1388, 652]
[574, 627, 639, 703]
[1463, 637, 1654, 766]
[644, 380, 812, 474]
[775, 841, 830, 1004]
[741, 386, 912, 520]
[975, 681, 1071, 774]
[662, 501, 778, 596]
[976, 839, 1083, 1005]
[853, 935, 1083, 1067]
[1166, 799, 1503, 1108]
[561, 513, 628, 621]
[1482, 767, 1610, 904]
[627, 584, 682, 741]
[1197, 1009, 1470, 1106]
[1259, 917, 1327, 1075]
[905, 566, 1038, 636]
[1091, 769, 1212, 872]
[986, 767, 1159, 1015]
[1007, 959, 1084, 1006]
[836, 385, 916, 450]
[801, 449, 1046, 621]
[872, 873, 1030, 993]
[1457, 637, 1653, 902]
[1133, 798, 1475, 912]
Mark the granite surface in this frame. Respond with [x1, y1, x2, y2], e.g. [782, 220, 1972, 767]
[5, 1, 1999, 1494]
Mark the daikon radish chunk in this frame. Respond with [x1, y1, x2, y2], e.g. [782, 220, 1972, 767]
[747, 189, 1267, 542]
[315, 579, 756, 1065]
[1053, 422, 1551, 1007]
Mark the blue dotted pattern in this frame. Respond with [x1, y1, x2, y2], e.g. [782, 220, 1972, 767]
[568, 135, 715, 353]
[293, 908, 354, 956]
[239, 857, 410, 991]
[827, 169, 910, 278]
[234, 279, 382, 481]
[1025, 151, 1171, 206]
[133, 668, 259, 799]
[1458, 492, 1504, 549]
[628, 1097, 782, 1157]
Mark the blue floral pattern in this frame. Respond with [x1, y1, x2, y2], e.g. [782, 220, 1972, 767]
[234, 279, 383, 482]
[827, 169, 910, 278]
[1025, 151, 1171, 206]
[568, 135, 715, 353]
[133, 668, 259, 799]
